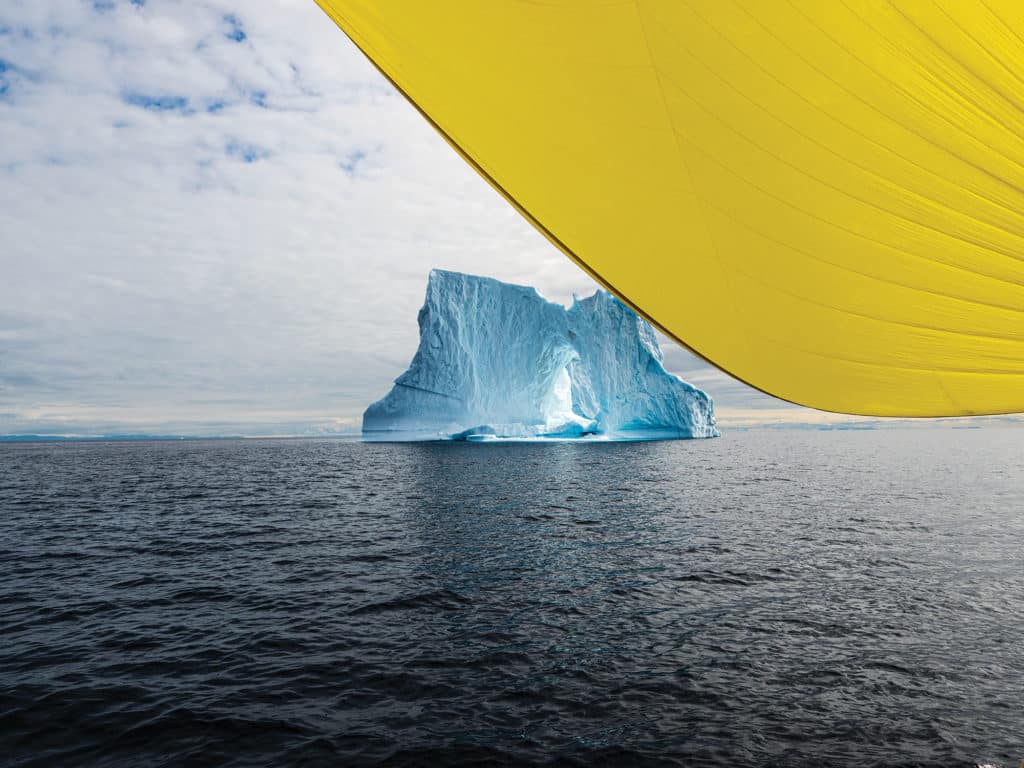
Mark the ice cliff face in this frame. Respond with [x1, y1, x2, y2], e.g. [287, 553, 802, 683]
[363, 270, 718, 441]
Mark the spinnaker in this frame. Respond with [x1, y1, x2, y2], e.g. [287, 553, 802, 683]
[314, 0, 1024, 417]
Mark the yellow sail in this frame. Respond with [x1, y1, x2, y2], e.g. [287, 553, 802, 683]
[314, 0, 1024, 417]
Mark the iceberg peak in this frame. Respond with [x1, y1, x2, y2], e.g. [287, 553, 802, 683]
[363, 270, 718, 441]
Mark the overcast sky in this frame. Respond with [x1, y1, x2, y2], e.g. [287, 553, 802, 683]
[0, 0, 884, 436]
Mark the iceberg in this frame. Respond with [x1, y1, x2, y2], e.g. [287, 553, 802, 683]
[362, 270, 718, 441]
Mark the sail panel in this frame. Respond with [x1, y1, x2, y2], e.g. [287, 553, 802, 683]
[315, 0, 1024, 416]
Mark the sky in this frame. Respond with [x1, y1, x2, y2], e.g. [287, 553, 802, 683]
[1, 0, 997, 437]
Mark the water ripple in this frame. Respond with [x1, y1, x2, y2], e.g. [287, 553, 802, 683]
[1, 430, 1023, 766]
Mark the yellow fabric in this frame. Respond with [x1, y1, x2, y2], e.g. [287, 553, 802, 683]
[314, 0, 1024, 417]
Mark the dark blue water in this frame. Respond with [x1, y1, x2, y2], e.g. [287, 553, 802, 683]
[2, 429, 1023, 767]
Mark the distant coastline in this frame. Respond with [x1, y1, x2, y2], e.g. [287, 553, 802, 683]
[2, 420, 1018, 443]
[0, 434, 361, 443]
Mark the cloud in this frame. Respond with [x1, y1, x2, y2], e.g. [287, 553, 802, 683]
[0, 0, 607, 436]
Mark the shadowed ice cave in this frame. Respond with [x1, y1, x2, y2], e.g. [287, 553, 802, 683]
[363, 270, 718, 441]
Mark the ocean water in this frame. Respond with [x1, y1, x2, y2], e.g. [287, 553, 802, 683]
[2, 429, 1022, 767]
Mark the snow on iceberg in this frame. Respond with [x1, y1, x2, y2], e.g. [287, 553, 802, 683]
[363, 270, 718, 441]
